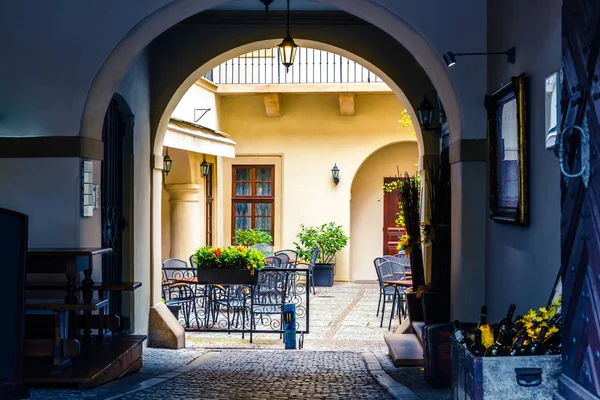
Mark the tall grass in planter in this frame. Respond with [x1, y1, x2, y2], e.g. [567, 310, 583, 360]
[422, 152, 451, 324]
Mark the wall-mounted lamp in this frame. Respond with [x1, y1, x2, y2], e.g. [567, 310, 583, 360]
[259, 0, 275, 13]
[200, 159, 211, 178]
[278, 0, 298, 72]
[416, 93, 444, 137]
[331, 164, 340, 185]
[443, 46, 516, 67]
[163, 147, 172, 175]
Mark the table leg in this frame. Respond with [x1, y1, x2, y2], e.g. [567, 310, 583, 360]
[81, 266, 95, 344]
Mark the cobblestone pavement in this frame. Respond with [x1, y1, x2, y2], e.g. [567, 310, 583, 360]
[377, 354, 451, 400]
[28, 348, 205, 400]
[28, 283, 447, 399]
[119, 350, 393, 400]
[187, 282, 399, 354]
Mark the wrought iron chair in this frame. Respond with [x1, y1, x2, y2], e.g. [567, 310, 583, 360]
[376, 260, 408, 329]
[274, 249, 298, 267]
[162, 258, 199, 328]
[249, 268, 289, 343]
[297, 247, 319, 295]
[373, 257, 395, 317]
[273, 253, 291, 268]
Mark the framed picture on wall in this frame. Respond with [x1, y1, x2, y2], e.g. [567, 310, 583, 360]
[485, 74, 529, 226]
[545, 71, 560, 149]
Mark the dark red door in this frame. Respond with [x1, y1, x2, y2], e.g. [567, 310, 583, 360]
[383, 177, 406, 255]
[558, 1, 600, 398]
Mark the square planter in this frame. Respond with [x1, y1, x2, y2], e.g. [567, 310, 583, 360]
[196, 268, 259, 285]
[313, 264, 334, 286]
[450, 335, 561, 399]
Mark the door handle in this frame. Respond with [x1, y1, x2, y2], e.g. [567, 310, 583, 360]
[559, 118, 590, 188]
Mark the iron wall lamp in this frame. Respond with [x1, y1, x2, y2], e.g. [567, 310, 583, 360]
[443, 47, 516, 67]
[163, 147, 172, 175]
[200, 160, 210, 178]
[416, 94, 444, 137]
[331, 164, 340, 185]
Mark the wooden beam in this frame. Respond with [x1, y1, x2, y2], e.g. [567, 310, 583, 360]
[263, 93, 281, 117]
[339, 94, 356, 116]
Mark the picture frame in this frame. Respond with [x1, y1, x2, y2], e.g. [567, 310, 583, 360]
[545, 71, 560, 149]
[485, 74, 529, 226]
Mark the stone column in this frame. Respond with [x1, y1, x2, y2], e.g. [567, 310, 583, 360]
[419, 154, 439, 285]
[449, 139, 487, 322]
[166, 183, 202, 261]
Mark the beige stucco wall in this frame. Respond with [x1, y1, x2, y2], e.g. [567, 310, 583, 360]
[350, 141, 419, 282]
[218, 92, 418, 281]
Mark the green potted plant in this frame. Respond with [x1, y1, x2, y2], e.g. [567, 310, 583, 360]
[192, 246, 265, 285]
[294, 222, 349, 287]
[234, 228, 273, 247]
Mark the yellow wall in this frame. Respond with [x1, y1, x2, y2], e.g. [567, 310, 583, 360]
[161, 149, 218, 262]
[350, 141, 418, 281]
[219, 93, 418, 281]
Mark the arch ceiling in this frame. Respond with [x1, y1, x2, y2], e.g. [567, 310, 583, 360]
[148, 11, 442, 158]
[80, 0, 461, 153]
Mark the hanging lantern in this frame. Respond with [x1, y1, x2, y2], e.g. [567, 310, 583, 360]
[278, 0, 298, 72]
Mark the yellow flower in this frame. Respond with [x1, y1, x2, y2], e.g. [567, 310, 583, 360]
[480, 324, 494, 348]
[538, 307, 548, 314]
[524, 309, 537, 321]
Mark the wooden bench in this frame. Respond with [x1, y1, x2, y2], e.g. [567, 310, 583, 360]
[26, 298, 108, 369]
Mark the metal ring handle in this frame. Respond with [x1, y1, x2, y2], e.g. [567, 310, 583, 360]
[559, 122, 590, 188]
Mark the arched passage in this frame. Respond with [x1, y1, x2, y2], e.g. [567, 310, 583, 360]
[78, 1, 485, 332]
[349, 141, 419, 282]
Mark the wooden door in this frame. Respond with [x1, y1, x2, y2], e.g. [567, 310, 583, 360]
[383, 177, 406, 255]
[558, 1, 600, 399]
[101, 99, 125, 319]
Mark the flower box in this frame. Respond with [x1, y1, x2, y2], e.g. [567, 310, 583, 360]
[450, 335, 560, 399]
[196, 269, 259, 285]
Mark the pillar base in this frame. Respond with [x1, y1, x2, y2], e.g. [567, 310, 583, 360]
[148, 302, 185, 349]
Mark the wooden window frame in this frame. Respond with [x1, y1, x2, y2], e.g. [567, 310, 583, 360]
[231, 165, 275, 243]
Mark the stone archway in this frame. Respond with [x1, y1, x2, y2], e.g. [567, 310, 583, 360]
[79, 0, 484, 333]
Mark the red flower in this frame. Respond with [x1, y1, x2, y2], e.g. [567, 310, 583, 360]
[237, 247, 244, 252]
[214, 248, 221, 258]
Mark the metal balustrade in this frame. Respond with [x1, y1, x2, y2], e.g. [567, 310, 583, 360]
[164, 268, 310, 346]
[204, 48, 383, 85]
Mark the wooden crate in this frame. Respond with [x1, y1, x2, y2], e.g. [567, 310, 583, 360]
[423, 323, 453, 388]
[450, 336, 561, 399]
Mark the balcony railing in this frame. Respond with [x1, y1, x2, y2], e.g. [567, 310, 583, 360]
[204, 47, 383, 85]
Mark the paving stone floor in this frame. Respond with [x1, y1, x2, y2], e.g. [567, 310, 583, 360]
[119, 350, 392, 400]
[187, 282, 400, 353]
[28, 283, 450, 399]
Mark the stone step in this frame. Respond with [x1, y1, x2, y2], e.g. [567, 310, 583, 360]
[384, 333, 424, 367]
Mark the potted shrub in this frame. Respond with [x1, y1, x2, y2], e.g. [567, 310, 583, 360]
[294, 222, 349, 287]
[234, 228, 273, 247]
[192, 246, 265, 285]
